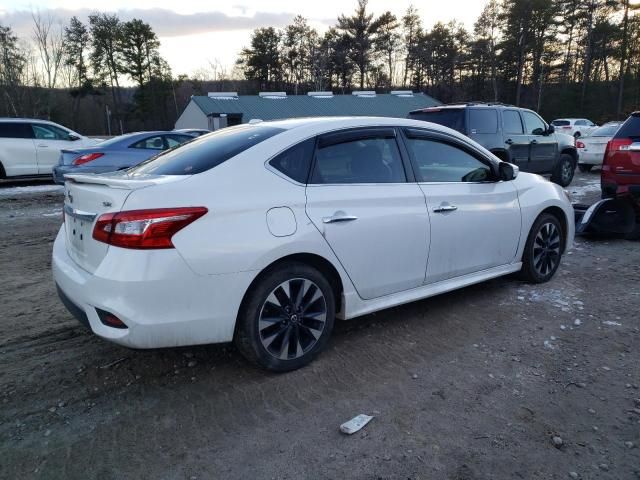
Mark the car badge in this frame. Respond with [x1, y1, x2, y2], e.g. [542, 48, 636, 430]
[103, 201, 112, 207]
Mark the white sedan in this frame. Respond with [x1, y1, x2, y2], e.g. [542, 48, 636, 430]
[576, 122, 624, 172]
[53, 117, 574, 371]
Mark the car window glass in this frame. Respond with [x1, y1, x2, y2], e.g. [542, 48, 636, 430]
[165, 134, 192, 149]
[130, 125, 284, 176]
[0, 122, 33, 139]
[468, 109, 498, 134]
[311, 137, 405, 184]
[592, 125, 620, 137]
[575, 120, 586, 126]
[503, 110, 524, 134]
[408, 109, 466, 133]
[131, 135, 165, 150]
[522, 112, 546, 135]
[32, 124, 70, 140]
[552, 120, 570, 126]
[406, 138, 492, 183]
[269, 138, 315, 183]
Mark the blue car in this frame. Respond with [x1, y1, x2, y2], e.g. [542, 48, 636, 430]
[53, 131, 195, 184]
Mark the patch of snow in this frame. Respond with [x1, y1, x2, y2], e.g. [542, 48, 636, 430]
[42, 210, 62, 217]
[602, 321, 622, 326]
[569, 178, 601, 200]
[0, 185, 63, 196]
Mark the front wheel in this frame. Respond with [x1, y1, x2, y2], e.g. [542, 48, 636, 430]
[551, 153, 575, 187]
[578, 163, 593, 173]
[519, 213, 564, 283]
[234, 262, 336, 372]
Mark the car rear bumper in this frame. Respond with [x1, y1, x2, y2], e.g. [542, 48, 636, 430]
[52, 226, 256, 348]
[577, 151, 605, 165]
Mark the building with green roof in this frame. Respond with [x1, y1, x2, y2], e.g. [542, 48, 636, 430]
[175, 91, 440, 131]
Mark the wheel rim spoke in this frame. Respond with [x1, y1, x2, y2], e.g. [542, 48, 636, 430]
[259, 277, 327, 361]
[533, 222, 562, 277]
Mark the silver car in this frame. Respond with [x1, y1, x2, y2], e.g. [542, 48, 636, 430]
[576, 122, 624, 172]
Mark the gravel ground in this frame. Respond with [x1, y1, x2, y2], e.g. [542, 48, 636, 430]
[1, 171, 639, 480]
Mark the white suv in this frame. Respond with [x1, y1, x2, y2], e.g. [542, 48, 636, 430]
[551, 118, 598, 138]
[0, 119, 97, 178]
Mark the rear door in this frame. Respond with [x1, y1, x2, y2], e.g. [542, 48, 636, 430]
[402, 128, 521, 284]
[305, 127, 430, 300]
[31, 123, 78, 174]
[0, 122, 37, 176]
[501, 109, 530, 168]
[522, 111, 557, 173]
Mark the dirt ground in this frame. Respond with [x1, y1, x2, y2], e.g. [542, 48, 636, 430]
[0, 172, 639, 480]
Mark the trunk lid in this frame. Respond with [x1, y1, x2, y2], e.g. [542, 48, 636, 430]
[62, 172, 187, 273]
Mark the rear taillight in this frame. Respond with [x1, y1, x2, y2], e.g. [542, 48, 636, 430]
[576, 141, 585, 148]
[93, 207, 207, 249]
[73, 152, 104, 165]
[603, 138, 633, 171]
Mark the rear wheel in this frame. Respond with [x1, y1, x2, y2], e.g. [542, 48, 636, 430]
[519, 213, 564, 283]
[0, 162, 5, 179]
[578, 164, 593, 173]
[551, 153, 575, 186]
[234, 262, 335, 372]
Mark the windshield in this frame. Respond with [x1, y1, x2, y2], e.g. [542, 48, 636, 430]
[408, 109, 466, 133]
[590, 124, 620, 137]
[129, 124, 284, 176]
[552, 120, 570, 126]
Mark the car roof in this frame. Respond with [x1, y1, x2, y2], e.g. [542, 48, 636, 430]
[0, 118, 66, 126]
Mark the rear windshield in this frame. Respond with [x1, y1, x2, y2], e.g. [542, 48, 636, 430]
[408, 109, 466, 133]
[552, 120, 570, 126]
[590, 124, 620, 137]
[129, 125, 284, 175]
[615, 115, 640, 140]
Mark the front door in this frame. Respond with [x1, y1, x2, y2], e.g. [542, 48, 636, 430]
[401, 128, 521, 284]
[521, 111, 557, 173]
[305, 128, 430, 300]
[31, 123, 77, 174]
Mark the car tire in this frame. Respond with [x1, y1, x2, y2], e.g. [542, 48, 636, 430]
[574, 132, 581, 138]
[234, 262, 336, 372]
[551, 153, 575, 186]
[578, 164, 593, 173]
[519, 213, 564, 283]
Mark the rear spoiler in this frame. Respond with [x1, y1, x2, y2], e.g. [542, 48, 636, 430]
[64, 173, 164, 189]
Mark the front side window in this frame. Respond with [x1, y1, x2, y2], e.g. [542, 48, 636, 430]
[269, 138, 315, 183]
[130, 125, 284, 176]
[469, 109, 498, 134]
[405, 136, 492, 183]
[575, 120, 587, 126]
[131, 135, 165, 150]
[310, 136, 405, 184]
[0, 122, 33, 139]
[503, 110, 524, 134]
[522, 111, 546, 135]
[32, 124, 70, 140]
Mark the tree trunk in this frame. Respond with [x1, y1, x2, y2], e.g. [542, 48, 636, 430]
[616, 0, 630, 117]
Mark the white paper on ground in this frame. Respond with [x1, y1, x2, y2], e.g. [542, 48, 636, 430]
[340, 414, 374, 435]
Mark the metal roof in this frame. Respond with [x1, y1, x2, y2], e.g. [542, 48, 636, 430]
[190, 93, 440, 122]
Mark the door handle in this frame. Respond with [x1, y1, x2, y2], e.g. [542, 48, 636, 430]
[433, 204, 458, 213]
[37, 144, 49, 148]
[505, 139, 514, 145]
[530, 139, 538, 145]
[322, 214, 358, 224]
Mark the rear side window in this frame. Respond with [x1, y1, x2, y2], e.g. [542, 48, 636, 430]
[130, 125, 284, 175]
[503, 110, 524, 134]
[0, 122, 34, 139]
[311, 136, 405, 184]
[615, 115, 640, 139]
[408, 109, 466, 133]
[269, 138, 315, 183]
[468, 109, 497, 134]
[405, 136, 492, 183]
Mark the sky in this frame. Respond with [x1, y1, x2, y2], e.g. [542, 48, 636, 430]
[0, 0, 486, 77]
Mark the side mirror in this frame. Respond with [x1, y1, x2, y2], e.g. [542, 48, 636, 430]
[68, 134, 81, 141]
[546, 124, 555, 135]
[499, 162, 519, 181]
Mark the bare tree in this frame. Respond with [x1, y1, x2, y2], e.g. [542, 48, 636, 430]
[32, 10, 65, 117]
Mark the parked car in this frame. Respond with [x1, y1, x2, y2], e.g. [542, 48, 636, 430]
[601, 112, 640, 198]
[551, 118, 598, 138]
[174, 128, 210, 137]
[576, 121, 624, 172]
[53, 117, 574, 371]
[408, 103, 578, 186]
[53, 131, 195, 184]
[0, 118, 98, 178]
